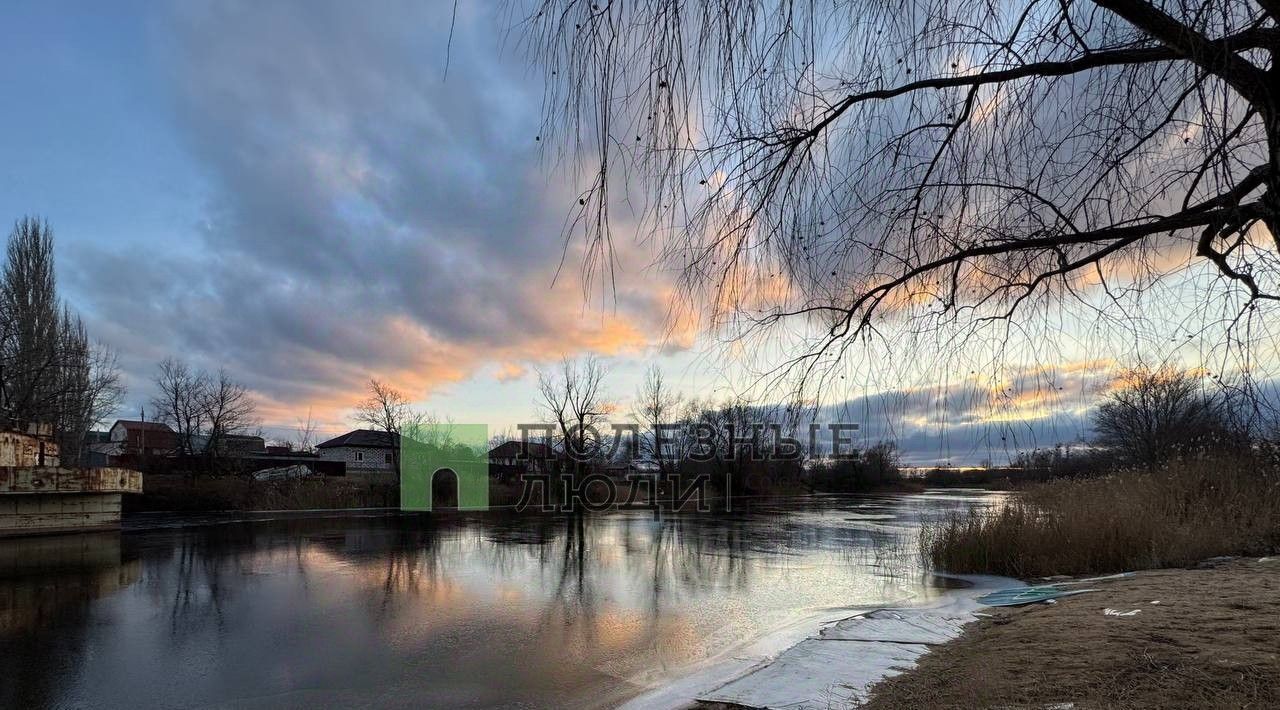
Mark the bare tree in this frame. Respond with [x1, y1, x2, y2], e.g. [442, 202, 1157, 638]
[353, 379, 411, 436]
[632, 364, 684, 476]
[294, 408, 318, 453]
[526, 1, 1280, 400]
[55, 335, 125, 465]
[151, 358, 207, 458]
[151, 359, 258, 467]
[353, 378, 431, 470]
[201, 368, 258, 461]
[1093, 366, 1231, 468]
[0, 217, 60, 422]
[690, 396, 759, 491]
[537, 356, 614, 465]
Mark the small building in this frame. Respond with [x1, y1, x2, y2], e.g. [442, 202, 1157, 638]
[487, 440, 562, 483]
[221, 434, 266, 456]
[603, 459, 661, 480]
[240, 447, 345, 477]
[84, 441, 123, 468]
[316, 429, 398, 481]
[108, 420, 177, 456]
[488, 440, 558, 467]
[84, 430, 110, 445]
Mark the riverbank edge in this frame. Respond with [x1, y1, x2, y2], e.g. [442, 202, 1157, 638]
[125, 473, 1026, 516]
[677, 558, 1280, 709]
[618, 573, 1020, 710]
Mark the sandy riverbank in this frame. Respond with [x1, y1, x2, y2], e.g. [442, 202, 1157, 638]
[864, 558, 1280, 709]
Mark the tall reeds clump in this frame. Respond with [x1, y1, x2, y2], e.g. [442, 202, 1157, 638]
[922, 459, 1280, 577]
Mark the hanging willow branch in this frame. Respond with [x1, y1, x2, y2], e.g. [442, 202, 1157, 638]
[523, 0, 1280, 391]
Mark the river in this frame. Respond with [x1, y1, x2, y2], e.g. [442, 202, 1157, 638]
[0, 491, 998, 709]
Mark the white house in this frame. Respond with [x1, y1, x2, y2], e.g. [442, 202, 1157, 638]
[316, 429, 398, 479]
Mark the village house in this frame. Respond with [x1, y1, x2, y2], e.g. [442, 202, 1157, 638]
[312, 433, 579, 485]
[107, 420, 178, 456]
[316, 429, 398, 481]
[188, 433, 268, 456]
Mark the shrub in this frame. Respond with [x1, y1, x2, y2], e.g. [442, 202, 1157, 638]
[1092, 366, 1239, 470]
[809, 441, 902, 492]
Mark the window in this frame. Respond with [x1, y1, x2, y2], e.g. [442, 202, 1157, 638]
[385, 453, 393, 464]
[355, 451, 364, 462]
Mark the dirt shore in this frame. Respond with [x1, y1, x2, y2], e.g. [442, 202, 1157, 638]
[864, 558, 1280, 709]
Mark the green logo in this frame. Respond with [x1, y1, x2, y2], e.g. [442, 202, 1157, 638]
[399, 423, 489, 511]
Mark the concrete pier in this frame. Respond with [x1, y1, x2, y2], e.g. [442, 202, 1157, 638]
[0, 428, 142, 536]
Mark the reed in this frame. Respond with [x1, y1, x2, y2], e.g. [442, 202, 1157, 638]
[922, 459, 1280, 577]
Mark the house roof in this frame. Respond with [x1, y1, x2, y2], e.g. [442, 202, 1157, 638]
[316, 429, 398, 449]
[488, 440, 557, 459]
[110, 419, 175, 433]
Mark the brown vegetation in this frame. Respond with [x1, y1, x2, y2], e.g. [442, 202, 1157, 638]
[923, 459, 1280, 578]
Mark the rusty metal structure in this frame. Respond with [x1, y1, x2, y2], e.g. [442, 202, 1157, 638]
[0, 424, 142, 536]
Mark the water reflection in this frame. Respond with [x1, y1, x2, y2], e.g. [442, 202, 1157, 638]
[0, 533, 141, 707]
[0, 492, 996, 709]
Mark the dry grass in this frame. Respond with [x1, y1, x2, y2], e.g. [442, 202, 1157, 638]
[923, 459, 1280, 577]
[128, 474, 399, 512]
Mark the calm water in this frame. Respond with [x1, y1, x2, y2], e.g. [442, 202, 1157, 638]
[0, 492, 996, 709]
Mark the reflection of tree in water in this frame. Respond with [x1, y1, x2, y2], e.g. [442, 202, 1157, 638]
[3, 497, 960, 706]
[368, 520, 447, 617]
[138, 511, 777, 638]
[158, 522, 290, 635]
[108, 500, 932, 637]
[149, 517, 454, 625]
[471, 498, 925, 610]
[537, 512, 598, 646]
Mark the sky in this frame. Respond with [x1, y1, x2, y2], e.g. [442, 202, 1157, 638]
[0, 1, 1158, 464]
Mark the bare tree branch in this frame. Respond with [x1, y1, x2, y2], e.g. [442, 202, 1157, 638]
[525, 0, 1280, 402]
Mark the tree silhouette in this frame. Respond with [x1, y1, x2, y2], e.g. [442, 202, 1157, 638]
[1093, 366, 1231, 468]
[526, 0, 1280, 398]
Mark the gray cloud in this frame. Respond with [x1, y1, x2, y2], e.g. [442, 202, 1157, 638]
[814, 360, 1114, 465]
[65, 1, 674, 422]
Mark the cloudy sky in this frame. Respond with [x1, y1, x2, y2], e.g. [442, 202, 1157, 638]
[0, 0, 1149, 464]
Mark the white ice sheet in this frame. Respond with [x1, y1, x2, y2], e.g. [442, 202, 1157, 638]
[619, 574, 1020, 710]
[697, 638, 930, 708]
[817, 608, 971, 645]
